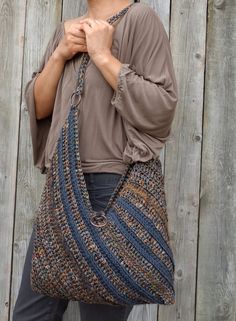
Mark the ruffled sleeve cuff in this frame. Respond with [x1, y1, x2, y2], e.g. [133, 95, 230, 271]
[111, 63, 170, 164]
[111, 63, 136, 107]
[24, 72, 52, 174]
[24, 22, 63, 174]
[121, 121, 167, 164]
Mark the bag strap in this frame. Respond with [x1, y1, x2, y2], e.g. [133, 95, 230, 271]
[70, 2, 135, 110]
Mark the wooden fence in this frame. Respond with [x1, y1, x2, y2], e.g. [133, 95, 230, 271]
[0, 0, 235, 320]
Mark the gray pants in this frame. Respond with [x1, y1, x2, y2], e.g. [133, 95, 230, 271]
[12, 172, 134, 321]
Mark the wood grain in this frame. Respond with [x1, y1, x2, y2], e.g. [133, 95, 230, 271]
[159, 1, 207, 321]
[196, 1, 236, 320]
[0, 1, 27, 320]
[9, 0, 62, 320]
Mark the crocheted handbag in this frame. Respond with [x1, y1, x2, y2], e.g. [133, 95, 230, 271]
[30, 3, 176, 306]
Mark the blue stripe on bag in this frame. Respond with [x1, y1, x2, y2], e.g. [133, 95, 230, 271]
[108, 207, 174, 290]
[117, 197, 175, 265]
[65, 109, 162, 303]
[57, 127, 134, 305]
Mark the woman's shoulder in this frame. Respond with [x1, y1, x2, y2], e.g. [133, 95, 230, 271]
[125, 2, 165, 36]
[127, 3, 162, 23]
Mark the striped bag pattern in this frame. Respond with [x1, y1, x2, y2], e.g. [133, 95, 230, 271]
[30, 2, 176, 306]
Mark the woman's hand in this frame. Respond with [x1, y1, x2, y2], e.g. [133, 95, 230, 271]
[78, 18, 115, 64]
[54, 18, 88, 62]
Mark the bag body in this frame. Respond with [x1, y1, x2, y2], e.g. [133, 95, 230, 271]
[31, 104, 175, 306]
[30, 2, 176, 306]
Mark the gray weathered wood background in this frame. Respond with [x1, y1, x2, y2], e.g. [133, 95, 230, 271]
[0, 0, 235, 320]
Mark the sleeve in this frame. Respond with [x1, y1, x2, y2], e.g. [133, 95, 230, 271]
[24, 21, 64, 174]
[110, 6, 178, 160]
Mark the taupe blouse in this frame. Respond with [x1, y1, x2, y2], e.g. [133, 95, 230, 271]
[24, 2, 178, 175]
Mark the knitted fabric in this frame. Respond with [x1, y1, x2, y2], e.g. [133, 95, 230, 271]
[30, 3, 175, 306]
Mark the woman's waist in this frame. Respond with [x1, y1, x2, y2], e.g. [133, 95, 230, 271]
[83, 171, 122, 189]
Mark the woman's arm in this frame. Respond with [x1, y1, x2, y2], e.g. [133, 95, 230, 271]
[34, 19, 87, 120]
[33, 52, 66, 120]
[78, 18, 121, 91]
[80, 6, 178, 140]
[24, 19, 87, 173]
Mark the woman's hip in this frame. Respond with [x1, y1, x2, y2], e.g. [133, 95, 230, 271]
[83, 172, 122, 210]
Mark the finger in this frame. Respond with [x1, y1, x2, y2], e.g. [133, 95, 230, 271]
[93, 19, 105, 25]
[79, 22, 92, 33]
[68, 35, 87, 45]
[96, 19, 109, 25]
[72, 45, 88, 53]
[96, 19, 112, 28]
[94, 20, 114, 32]
[72, 24, 86, 35]
[72, 19, 87, 28]
[79, 18, 97, 28]
[69, 29, 86, 39]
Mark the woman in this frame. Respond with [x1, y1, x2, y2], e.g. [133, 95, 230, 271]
[13, 0, 178, 320]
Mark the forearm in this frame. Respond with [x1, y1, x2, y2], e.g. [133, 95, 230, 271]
[93, 51, 178, 138]
[34, 50, 66, 120]
[92, 51, 122, 91]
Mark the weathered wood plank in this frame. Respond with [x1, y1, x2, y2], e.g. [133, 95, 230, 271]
[158, 1, 207, 321]
[0, 1, 27, 320]
[62, 0, 87, 20]
[196, 1, 236, 320]
[9, 1, 62, 320]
